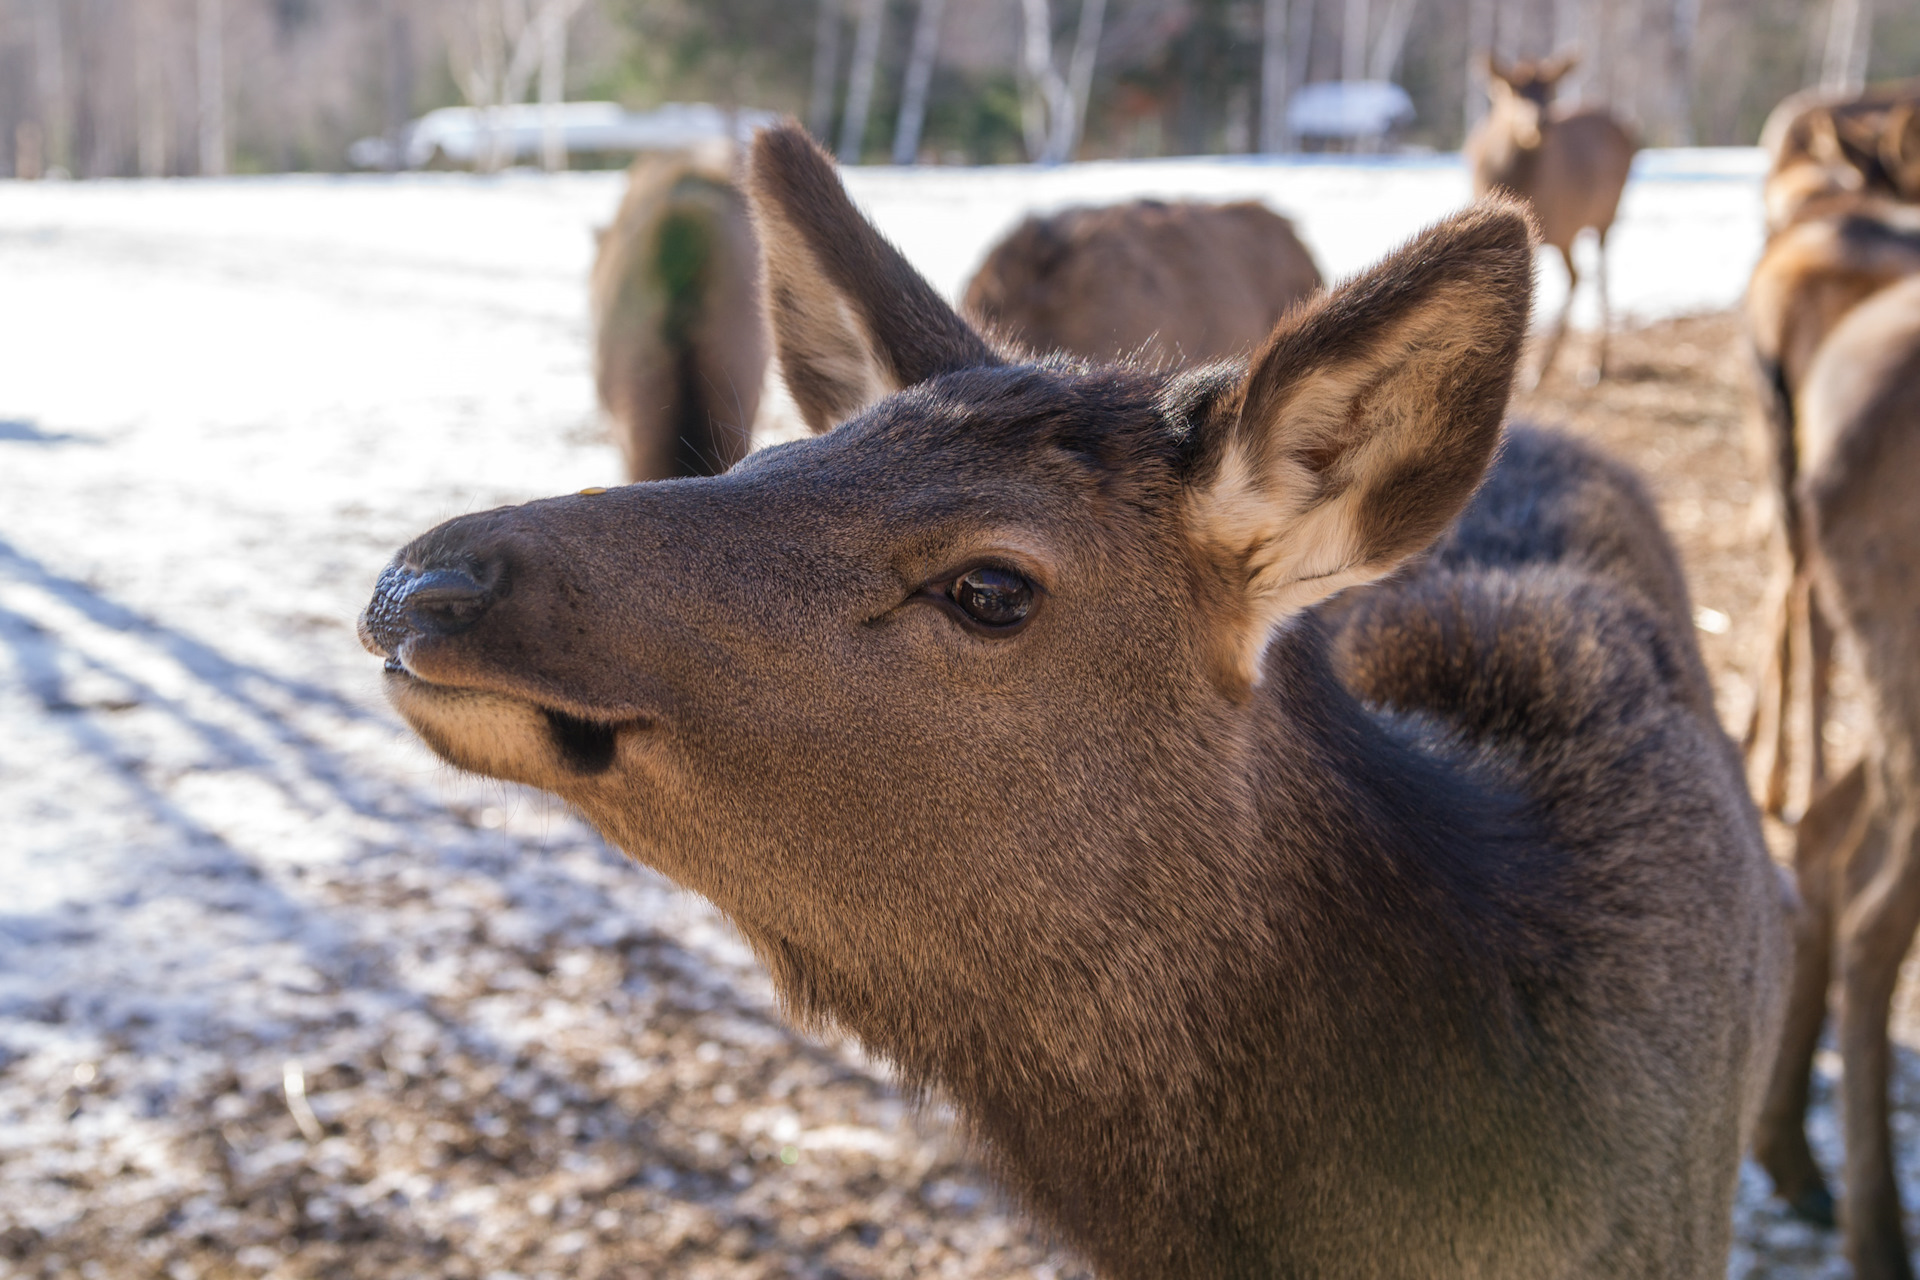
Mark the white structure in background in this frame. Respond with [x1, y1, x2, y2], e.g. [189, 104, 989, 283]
[1286, 81, 1415, 151]
[349, 102, 780, 171]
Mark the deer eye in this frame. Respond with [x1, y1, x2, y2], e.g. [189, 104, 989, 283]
[949, 566, 1033, 629]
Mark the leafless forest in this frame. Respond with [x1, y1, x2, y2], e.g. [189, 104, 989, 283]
[0, 0, 1916, 179]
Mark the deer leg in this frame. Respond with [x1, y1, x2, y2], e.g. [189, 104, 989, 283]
[1583, 230, 1611, 387]
[1837, 785, 1920, 1280]
[1744, 566, 1798, 816]
[1807, 583, 1835, 800]
[1525, 244, 1577, 390]
[1757, 761, 1866, 1226]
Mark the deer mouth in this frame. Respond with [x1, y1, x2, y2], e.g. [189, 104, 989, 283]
[379, 658, 638, 781]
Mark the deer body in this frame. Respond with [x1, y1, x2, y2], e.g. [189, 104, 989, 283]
[960, 200, 1322, 365]
[1741, 113, 1920, 818]
[1754, 273, 1920, 1280]
[1467, 54, 1635, 385]
[591, 148, 768, 481]
[363, 125, 1786, 1278]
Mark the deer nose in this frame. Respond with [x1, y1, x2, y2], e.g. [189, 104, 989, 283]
[359, 562, 498, 658]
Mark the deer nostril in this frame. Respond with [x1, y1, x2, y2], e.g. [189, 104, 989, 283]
[403, 568, 495, 635]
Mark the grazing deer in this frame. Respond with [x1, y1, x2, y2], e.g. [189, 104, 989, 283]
[1467, 52, 1636, 387]
[361, 123, 1787, 1279]
[960, 199, 1323, 365]
[591, 146, 768, 482]
[1752, 271, 1920, 1280]
[1741, 112, 1920, 817]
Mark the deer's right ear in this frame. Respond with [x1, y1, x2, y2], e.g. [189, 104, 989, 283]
[1185, 202, 1535, 688]
[747, 123, 1000, 433]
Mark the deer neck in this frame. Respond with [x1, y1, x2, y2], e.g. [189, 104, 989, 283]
[799, 620, 1557, 1273]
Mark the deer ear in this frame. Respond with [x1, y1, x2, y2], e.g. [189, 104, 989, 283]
[747, 122, 1000, 433]
[1882, 105, 1920, 195]
[1186, 201, 1535, 687]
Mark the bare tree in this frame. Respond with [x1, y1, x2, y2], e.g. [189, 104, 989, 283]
[135, 0, 168, 176]
[1820, 0, 1872, 95]
[1018, 0, 1103, 164]
[1342, 0, 1371, 82]
[33, 0, 70, 175]
[837, 0, 884, 161]
[808, 0, 842, 142]
[538, 0, 586, 171]
[892, 0, 947, 164]
[197, 0, 225, 175]
[1261, 0, 1289, 153]
[1464, 0, 1493, 135]
[1367, 0, 1419, 83]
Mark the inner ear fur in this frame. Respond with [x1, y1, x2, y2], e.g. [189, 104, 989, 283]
[747, 122, 999, 433]
[1188, 200, 1535, 686]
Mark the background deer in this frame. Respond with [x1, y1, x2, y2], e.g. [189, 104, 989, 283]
[960, 199, 1322, 365]
[591, 145, 768, 481]
[1762, 82, 1920, 232]
[360, 123, 1786, 1279]
[1751, 271, 1920, 1280]
[1466, 52, 1636, 387]
[1741, 101, 1920, 817]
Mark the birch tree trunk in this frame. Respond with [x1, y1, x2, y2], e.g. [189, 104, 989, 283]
[539, 8, 567, 171]
[135, 0, 167, 177]
[1820, 0, 1871, 94]
[1018, 0, 1065, 161]
[1367, 0, 1418, 83]
[1667, 0, 1697, 144]
[1058, 0, 1105, 160]
[34, 0, 69, 176]
[1261, 0, 1289, 153]
[1464, 0, 1493, 138]
[837, 0, 885, 162]
[892, 0, 947, 164]
[1342, 0, 1371, 82]
[197, 0, 225, 176]
[1287, 0, 1314, 141]
[808, 0, 842, 142]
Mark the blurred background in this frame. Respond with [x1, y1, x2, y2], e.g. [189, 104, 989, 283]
[2, 0, 1916, 181]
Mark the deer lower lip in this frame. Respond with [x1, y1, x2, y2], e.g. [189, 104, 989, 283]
[381, 659, 647, 776]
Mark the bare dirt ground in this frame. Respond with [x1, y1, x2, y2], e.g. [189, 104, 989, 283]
[0, 173, 1910, 1280]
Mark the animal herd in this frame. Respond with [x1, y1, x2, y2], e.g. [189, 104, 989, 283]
[358, 63, 1920, 1280]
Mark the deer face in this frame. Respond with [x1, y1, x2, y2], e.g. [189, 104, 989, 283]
[360, 125, 1531, 1043]
[1486, 52, 1577, 149]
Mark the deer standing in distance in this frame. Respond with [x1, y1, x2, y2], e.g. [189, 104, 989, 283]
[1742, 101, 1920, 818]
[591, 145, 768, 482]
[360, 122, 1787, 1278]
[1751, 271, 1920, 1280]
[1466, 51, 1636, 388]
[960, 199, 1322, 366]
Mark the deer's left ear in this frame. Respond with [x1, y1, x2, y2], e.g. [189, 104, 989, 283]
[1185, 201, 1535, 687]
[748, 122, 1000, 433]
[1540, 49, 1580, 83]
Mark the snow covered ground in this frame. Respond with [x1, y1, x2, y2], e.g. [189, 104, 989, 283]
[0, 151, 1861, 1278]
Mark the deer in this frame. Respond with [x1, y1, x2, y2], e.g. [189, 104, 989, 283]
[1466, 52, 1636, 388]
[591, 145, 768, 482]
[359, 122, 1788, 1279]
[1761, 81, 1920, 233]
[1741, 105, 1920, 819]
[960, 199, 1323, 365]
[1751, 270, 1920, 1280]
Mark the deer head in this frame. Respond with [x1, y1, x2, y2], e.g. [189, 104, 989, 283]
[360, 123, 1532, 1108]
[1485, 50, 1578, 148]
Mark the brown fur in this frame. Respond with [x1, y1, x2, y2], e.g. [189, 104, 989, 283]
[960, 200, 1323, 365]
[360, 123, 1787, 1279]
[1762, 84, 1920, 232]
[1753, 273, 1920, 1280]
[1741, 101, 1920, 817]
[1466, 51, 1636, 385]
[590, 147, 768, 480]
